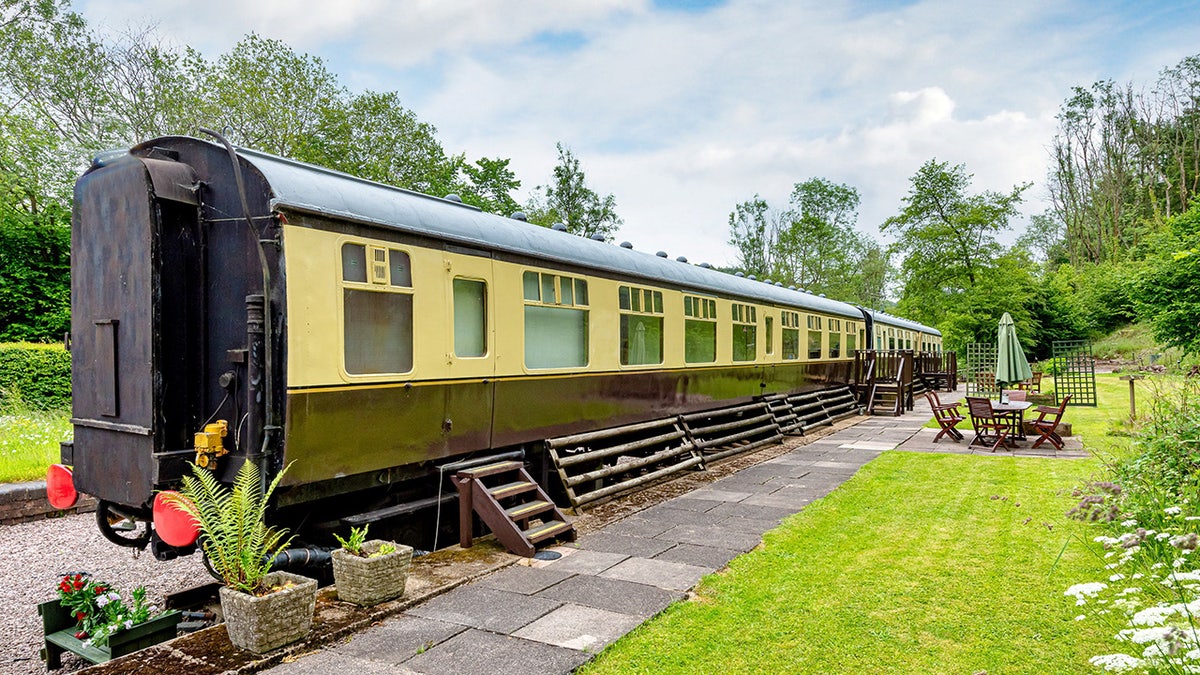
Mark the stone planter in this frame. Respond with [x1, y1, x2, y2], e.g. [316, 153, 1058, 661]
[332, 539, 414, 606]
[219, 571, 317, 653]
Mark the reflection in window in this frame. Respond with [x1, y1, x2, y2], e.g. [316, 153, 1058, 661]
[846, 333, 857, 354]
[731, 302, 757, 362]
[808, 330, 823, 359]
[525, 306, 588, 368]
[684, 295, 717, 363]
[765, 317, 774, 355]
[829, 333, 841, 359]
[453, 278, 486, 357]
[620, 285, 664, 365]
[524, 270, 589, 369]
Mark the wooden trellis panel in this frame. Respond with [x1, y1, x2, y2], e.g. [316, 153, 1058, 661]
[965, 343, 998, 398]
[1052, 339, 1097, 407]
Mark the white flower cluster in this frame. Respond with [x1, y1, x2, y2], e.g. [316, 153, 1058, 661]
[1072, 504, 1200, 673]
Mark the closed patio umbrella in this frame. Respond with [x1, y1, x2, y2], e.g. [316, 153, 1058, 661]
[995, 312, 1033, 399]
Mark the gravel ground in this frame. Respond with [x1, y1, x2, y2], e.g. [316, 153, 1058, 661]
[0, 512, 206, 675]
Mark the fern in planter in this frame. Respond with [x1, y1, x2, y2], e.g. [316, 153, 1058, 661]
[161, 459, 294, 595]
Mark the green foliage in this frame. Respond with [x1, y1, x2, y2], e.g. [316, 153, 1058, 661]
[884, 160, 1029, 318]
[0, 342, 70, 409]
[160, 459, 294, 595]
[525, 143, 622, 240]
[1111, 378, 1200, 517]
[333, 524, 369, 556]
[725, 178, 890, 306]
[1134, 203, 1200, 355]
[726, 195, 772, 278]
[0, 189, 70, 342]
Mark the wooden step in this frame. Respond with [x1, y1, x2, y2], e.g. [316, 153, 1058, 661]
[505, 500, 554, 519]
[456, 460, 524, 479]
[525, 520, 573, 543]
[488, 480, 538, 499]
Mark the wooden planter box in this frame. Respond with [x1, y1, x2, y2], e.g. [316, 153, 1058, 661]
[39, 599, 181, 670]
[219, 571, 317, 654]
[332, 540, 413, 606]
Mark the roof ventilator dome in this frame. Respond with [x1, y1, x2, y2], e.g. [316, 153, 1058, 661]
[656, 251, 668, 258]
[444, 193, 463, 203]
[551, 222, 568, 232]
[511, 211, 528, 221]
[619, 241, 633, 249]
[676, 256, 688, 263]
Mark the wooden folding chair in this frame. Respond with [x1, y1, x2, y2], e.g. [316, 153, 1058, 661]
[966, 397, 1009, 452]
[1030, 394, 1072, 450]
[924, 391, 963, 442]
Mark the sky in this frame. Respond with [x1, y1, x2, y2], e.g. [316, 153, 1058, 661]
[76, 0, 1200, 267]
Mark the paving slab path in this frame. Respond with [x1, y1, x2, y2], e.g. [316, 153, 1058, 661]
[263, 399, 1087, 675]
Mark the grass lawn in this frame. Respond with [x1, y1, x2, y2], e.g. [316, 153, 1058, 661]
[584, 452, 1116, 675]
[0, 405, 71, 483]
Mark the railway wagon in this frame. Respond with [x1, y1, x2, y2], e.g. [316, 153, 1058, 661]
[51, 134, 940, 559]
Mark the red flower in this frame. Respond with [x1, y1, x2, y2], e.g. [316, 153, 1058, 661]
[73, 580, 83, 590]
[75, 612, 86, 621]
[93, 586, 106, 594]
[74, 631, 87, 639]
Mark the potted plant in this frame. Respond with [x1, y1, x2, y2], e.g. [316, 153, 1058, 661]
[331, 524, 413, 606]
[160, 459, 316, 654]
[40, 574, 181, 668]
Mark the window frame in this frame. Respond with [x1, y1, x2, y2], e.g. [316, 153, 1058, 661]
[338, 241, 416, 378]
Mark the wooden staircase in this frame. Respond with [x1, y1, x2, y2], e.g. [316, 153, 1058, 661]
[452, 461, 575, 557]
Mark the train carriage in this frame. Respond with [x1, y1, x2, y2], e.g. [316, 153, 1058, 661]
[54, 134, 941, 559]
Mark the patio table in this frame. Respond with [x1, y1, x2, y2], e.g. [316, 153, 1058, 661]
[991, 400, 1032, 441]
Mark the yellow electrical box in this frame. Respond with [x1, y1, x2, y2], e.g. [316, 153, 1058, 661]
[194, 420, 229, 468]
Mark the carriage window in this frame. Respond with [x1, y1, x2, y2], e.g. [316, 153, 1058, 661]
[389, 250, 412, 287]
[342, 244, 413, 375]
[731, 302, 757, 362]
[808, 329, 823, 359]
[829, 318, 841, 332]
[524, 271, 588, 368]
[807, 315, 822, 331]
[781, 311, 800, 360]
[684, 295, 717, 363]
[846, 333, 857, 354]
[765, 316, 774, 356]
[829, 333, 841, 359]
[341, 244, 368, 283]
[619, 285, 663, 366]
[453, 278, 486, 358]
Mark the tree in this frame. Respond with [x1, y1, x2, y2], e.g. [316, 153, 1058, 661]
[883, 159, 1028, 322]
[1134, 203, 1200, 355]
[525, 143, 622, 240]
[726, 195, 774, 278]
[460, 156, 521, 215]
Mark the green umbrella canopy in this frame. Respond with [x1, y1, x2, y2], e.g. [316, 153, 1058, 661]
[996, 312, 1033, 387]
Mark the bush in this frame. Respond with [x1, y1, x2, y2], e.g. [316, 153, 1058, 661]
[0, 342, 71, 410]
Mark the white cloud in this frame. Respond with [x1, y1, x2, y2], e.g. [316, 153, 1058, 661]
[75, 0, 1200, 267]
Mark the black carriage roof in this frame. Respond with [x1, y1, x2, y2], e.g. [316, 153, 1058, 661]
[138, 137, 941, 335]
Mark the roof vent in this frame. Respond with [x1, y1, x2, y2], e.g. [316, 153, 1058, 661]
[619, 241, 633, 249]
[511, 211, 528, 221]
[819, 294, 827, 298]
[788, 285, 797, 291]
[700, 262, 712, 269]
[775, 282, 783, 287]
[445, 193, 463, 203]
[676, 256, 688, 263]
[748, 275, 757, 281]
[734, 271, 744, 277]
[656, 251, 668, 258]
[589, 233, 606, 241]
[551, 222, 568, 232]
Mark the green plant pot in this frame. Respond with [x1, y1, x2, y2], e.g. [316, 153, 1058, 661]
[219, 571, 317, 653]
[39, 598, 181, 667]
[332, 539, 414, 606]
